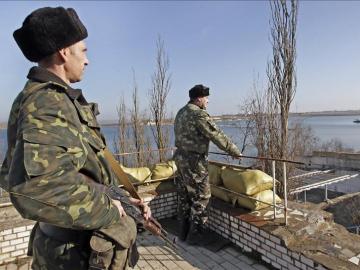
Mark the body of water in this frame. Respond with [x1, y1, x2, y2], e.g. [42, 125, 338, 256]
[2, 115, 360, 194]
[2, 115, 360, 160]
[292, 115, 360, 150]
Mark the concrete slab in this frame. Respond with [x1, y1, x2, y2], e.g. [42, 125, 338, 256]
[0, 231, 271, 270]
[136, 230, 271, 270]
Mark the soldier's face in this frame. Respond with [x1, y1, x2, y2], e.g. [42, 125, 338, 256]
[65, 40, 89, 83]
[198, 96, 209, 109]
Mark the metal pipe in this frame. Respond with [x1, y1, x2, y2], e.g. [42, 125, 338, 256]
[209, 151, 305, 165]
[304, 190, 307, 203]
[211, 184, 284, 209]
[209, 160, 250, 170]
[272, 161, 276, 219]
[290, 174, 359, 194]
[283, 162, 288, 226]
[0, 202, 12, 208]
[114, 147, 176, 157]
[325, 185, 328, 201]
[289, 170, 333, 180]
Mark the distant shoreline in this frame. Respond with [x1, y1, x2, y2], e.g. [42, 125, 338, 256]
[2, 110, 360, 128]
[100, 110, 360, 127]
[290, 111, 360, 117]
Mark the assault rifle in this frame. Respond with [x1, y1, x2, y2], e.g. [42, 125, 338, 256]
[104, 148, 177, 250]
[106, 184, 177, 250]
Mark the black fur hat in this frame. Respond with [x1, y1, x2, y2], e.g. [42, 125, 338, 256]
[13, 7, 88, 62]
[189, 84, 210, 99]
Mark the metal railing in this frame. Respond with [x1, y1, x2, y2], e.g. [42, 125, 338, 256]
[289, 172, 359, 202]
[113, 147, 176, 168]
[5, 147, 355, 228]
[0, 148, 297, 226]
[111, 148, 295, 225]
[2, 145, 359, 232]
[113, 147, 176, 158]
[208, 152, 304, 226]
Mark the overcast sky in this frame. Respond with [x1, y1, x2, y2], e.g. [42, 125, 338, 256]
[1, 1, 360, 122]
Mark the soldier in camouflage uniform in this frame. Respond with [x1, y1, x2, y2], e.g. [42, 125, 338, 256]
[0, 7, 150, 270]
[173, 84, 241, 245]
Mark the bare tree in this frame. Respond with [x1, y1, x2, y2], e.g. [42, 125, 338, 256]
[237, 104, 253, 154]
[247, 83, 281, 172]
[237, 77, 263, 155]
[114, 71, 153, 167]
[288, 122, 318, 158]
[316, 138, 354, 153]
[268, 0, 298, 160]
[149, 35, 172, 162]
[114, 95, 130, 165]
[129, 70, 145, 166]
[244, 3, 314, 193]
[247, 80, 316, 193]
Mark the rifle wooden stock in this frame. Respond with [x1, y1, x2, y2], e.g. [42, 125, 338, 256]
[104, 148, 141, 200]
[104, 148, 177, 249]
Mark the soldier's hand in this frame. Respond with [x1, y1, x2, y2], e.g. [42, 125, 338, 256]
[112, 199, 127, 217]
[130, 198, 152, 220]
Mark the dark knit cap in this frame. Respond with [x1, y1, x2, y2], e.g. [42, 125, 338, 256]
[189, 84, 210, 99]
[13, 7, 88, 62]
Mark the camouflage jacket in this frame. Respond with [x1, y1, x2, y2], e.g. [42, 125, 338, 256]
[0, 67, 121, 230]
[174, 102, 241, 156]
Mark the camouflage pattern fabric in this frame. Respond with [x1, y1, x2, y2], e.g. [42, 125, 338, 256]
[174, 152, 210, 225]
[89, 216, 138, 270]
[31, 225, 91, 270]
[0, 67, 136, 269]
[174, 103, 241, 157]
[173, 102, 241, 225]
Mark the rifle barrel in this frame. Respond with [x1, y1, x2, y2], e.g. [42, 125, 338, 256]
[160, 233, 178, 250]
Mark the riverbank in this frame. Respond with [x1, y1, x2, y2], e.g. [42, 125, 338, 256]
[291, 109, 360, 117]
[2, 109, 360, 128]
[98, 109, 360, 126]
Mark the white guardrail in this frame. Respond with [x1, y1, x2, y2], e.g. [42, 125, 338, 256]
[1, 149, 358, 229]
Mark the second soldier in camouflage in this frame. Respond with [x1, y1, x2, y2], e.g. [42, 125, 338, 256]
[173, 84, 241, 245]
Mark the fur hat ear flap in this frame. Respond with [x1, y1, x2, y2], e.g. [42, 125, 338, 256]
[13, 7, 88, 62]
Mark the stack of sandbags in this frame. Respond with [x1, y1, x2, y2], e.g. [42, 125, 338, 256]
[221, 167, 273, 195]
[150, 160, 177, 180]
[210, 185, 231, 203]
[209, 163, 225, 186]
[237, 190, 281, 211]
[209, 163, 232, 202]
[120, 164, 152, 184]
[221, 167, 281, 211]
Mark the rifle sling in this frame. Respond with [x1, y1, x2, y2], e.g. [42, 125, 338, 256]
[104, 148, 141, 201]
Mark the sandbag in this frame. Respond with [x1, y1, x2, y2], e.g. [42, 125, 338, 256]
[236, 190, 281, 211]
[210, 185, 231, 203]
[151, 160, 177, 180]
[120, 165, 152, 183]
[208, 164, 225, 186]
[222, 168, 273, 195]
